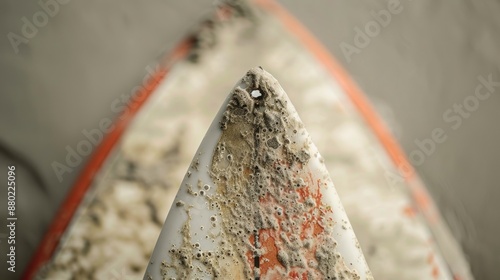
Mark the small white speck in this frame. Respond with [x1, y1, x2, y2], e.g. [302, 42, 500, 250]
[251, 90, 262, 98]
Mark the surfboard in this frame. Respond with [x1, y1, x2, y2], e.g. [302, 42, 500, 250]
[24, 1, 473, 279]
[144, 67, 373, 280]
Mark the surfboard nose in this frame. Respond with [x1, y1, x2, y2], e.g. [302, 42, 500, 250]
[144, 67, 373, 280]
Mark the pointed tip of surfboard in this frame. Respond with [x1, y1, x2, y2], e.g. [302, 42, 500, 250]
[144, 67, 373, 280]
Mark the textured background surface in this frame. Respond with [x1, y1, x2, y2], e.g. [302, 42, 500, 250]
[0, 0, 499, 279]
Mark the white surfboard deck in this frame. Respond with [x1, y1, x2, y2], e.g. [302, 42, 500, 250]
[144, 67, 373, 280]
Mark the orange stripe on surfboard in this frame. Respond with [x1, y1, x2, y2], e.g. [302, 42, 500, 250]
[253, 0, 437, 219]
[22, 39, 193, 280]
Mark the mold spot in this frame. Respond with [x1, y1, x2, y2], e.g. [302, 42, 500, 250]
[266, 137, 280, 149]
[176, 200, 185, 207]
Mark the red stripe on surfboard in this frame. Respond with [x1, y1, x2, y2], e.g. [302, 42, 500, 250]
[22, 39, 193, 280]
[254, 0, 415, 180]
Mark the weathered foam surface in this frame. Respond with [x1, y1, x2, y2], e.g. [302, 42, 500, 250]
[144, 67, 373, 280]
